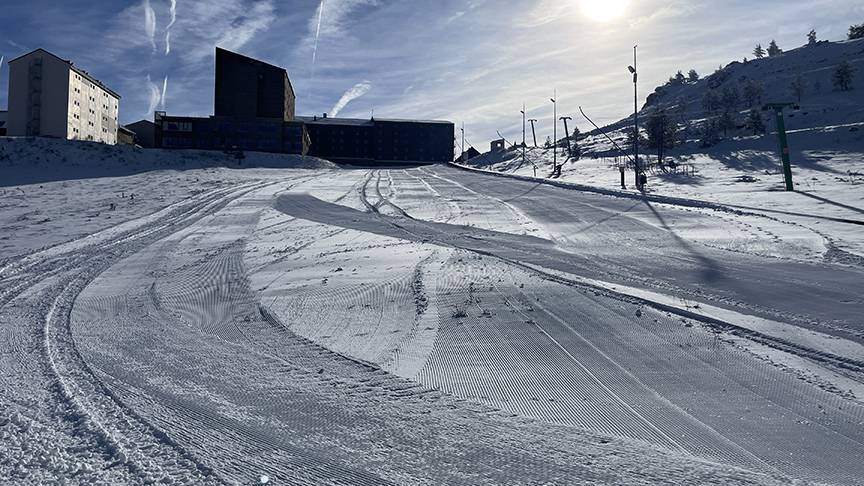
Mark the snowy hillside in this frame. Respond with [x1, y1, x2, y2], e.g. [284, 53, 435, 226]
[0, 137, 336, 257]
[459, 37, 864, 258]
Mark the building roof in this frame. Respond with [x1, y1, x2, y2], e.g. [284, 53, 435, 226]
[7, 48, 121, 99]
[297, 116, 452, 126]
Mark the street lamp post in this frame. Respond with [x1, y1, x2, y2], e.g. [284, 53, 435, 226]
[628, 45, 641, 189]
[520, 104, 526, 168]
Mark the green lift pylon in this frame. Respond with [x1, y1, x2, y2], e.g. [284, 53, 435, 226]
[766, 102, 796, 191]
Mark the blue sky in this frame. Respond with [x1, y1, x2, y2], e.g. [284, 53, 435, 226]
[1, 0, 861, 147]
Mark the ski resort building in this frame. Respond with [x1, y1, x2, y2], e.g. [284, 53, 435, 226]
[6, 48, 120, 145]
[155, 47, 454, 164]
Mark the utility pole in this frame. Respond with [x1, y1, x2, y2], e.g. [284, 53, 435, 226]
[520, 104, 526, 168]
[628, 45, 641, 189]
[528, 118, 538, 148]
[551, 90, 557, 173]
[560, 116, 573, 158]
[461, 122, 465, 161]
[766, 102, 796, 191]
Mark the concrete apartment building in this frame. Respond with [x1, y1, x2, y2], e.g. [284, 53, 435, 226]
[6, 49, 120, 144]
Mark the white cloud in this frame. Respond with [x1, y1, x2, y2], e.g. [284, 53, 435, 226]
[330, 81, 372, 117]
[145, 75, 162, 117]
[144, 0, 157, 50]
[165, 0, 177, 55]
[180, 0, 277, 62]
[161, 75, 169, 109]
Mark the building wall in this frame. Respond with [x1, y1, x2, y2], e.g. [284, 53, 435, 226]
[7, 50, 119, 145]
[214, 48, 294, 121]
[156, 114, 308, 155]
[7, 50, 69, 138]
[127, 120, 156, 148]
[67, 69, 118, 144]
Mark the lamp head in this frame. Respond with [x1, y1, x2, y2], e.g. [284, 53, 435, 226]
[627, 65, 636, 74]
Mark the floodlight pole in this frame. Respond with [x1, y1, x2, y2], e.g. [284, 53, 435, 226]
[521, 104, 526, 168]
[461, 123, 465, 160]
[551, 90, 557, 172]
[560, 116, 573, 157]
[629, 45, 641, 189]
[528, 118, 538, 148]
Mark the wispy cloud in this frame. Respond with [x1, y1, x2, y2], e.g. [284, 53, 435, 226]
[165, 0, 177, 55]
[330, 81, 372, 117]
[161, 75, 168, 109]
[181, 0, 277, 63]
[144, 0, 157, 51]
[146, 74, 161, 117]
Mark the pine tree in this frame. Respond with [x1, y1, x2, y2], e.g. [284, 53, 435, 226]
[718, 111, 737, 137]
[767, 40, 782, 57]
[571, 127, 582, 161]
[790, 75, 807, 102]
[544, 136, 552, 149]
[702, 90, 721, 113]
[721, 86, 740, 111]
[645, 111, 678, 165]
[833, 61, 855, 91]
[746, 110, 766, 135]
[807, 29, 817, 46]
[849, 23, 864, 40]
[743, 80, 764, 107]
[688, 69, 699, 82]
[699, 120, 721, 147]
[753, 44, 766, 59]
[674, 70, 686, 84]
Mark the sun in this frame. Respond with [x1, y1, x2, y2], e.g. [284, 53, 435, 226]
[578, 0, 630, 22]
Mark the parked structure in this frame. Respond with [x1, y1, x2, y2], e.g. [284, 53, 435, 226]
[156, 47, 453, 164]
[117, 125, 135, 145]
[456, 147, 481, 163]
[6, 48, 120, 144]
[126, 120, 156, 148]
[299, 115, 454, 164]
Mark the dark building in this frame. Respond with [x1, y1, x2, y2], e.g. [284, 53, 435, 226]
[456, 147, 481, 163]
[0, 111, 7, 136]
[214, 47, 295, 121]
[155, 47, 452, 164]
[117, 125, 136, 145]
[299, 116, 454, 164]
[156, 112, 309, 155]
[127, 120, 156, 148]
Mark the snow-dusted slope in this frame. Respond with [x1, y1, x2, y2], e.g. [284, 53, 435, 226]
[459, 38, 864, 258]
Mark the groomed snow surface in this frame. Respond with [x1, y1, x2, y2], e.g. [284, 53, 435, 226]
[2, 139, 864, 485]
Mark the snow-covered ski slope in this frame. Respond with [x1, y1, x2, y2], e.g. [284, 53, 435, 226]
[460, 38, 864, 258]
[3, 151, 864, 484]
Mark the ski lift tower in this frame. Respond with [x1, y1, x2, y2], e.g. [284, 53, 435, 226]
[764, 102, 797, 191]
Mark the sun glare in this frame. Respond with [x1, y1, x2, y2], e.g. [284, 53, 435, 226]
[578, 0, 630, 22]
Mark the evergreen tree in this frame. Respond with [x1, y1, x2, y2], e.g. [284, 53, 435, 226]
[699, 120, 721, 147]
[833, 61, 855, 91]
[807, 29, 817, 46]
[645, 111, 678, 165]
[674, 70, 686, 84]
[721, 85, 740, 111]
[743, 80, 764, 107]
[849, 23, 864, 40]
[753, 44, 766, 59]
[745, 110, 766, 135]
[571, 127, 582, 161]
[718, 111, 737, 137]
[544, 136, 552, 149]
[767, 40, 782, 56]
[702, 90, 721, 113]
[688, 69, 700, 82]
[790, 75, 807, 102]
